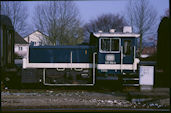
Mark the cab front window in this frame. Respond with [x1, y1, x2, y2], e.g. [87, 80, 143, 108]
[101, 39, 110, 51]
[100, 38, 120, 53]
[111, 39, 119, 51]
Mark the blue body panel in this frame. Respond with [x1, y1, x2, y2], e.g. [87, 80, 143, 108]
[97, 37, 137, 74]
[29, 45, 95, 63]
[98, 53, 121, 64]
[97, 37, 136, 64]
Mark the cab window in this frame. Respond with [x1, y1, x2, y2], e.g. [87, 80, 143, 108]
[124, 40, 131, 55]
[101, 38, 120, 52]
[101, 39, 110, 51]
[111, 39, 119, 51]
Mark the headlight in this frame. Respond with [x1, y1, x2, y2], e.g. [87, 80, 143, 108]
[105, 54, 115, 61]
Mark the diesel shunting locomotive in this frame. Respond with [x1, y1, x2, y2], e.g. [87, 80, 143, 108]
[22, 26, 140, 86]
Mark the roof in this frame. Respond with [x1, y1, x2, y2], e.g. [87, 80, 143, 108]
[15, 32, 29, 44]
[142, 47, 157, 55]
[0, 15, 13, 28]
[23, 30, 48, 38]
[93, 32, 140, 38]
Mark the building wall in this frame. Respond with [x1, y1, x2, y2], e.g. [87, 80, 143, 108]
[15, 44, 29, 58]
[24, 31, 48, 46]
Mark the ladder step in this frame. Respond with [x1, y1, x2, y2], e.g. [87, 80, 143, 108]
[123, 78, 139, 80]
[123, 84, 139, 86]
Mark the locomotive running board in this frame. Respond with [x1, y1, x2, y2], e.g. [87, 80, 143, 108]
[42, 52, 97, 86]
[23, 59, 139, 71]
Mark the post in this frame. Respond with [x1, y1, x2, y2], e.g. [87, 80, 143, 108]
[121, 46, 123, 73]
[93, 52, 97, 85]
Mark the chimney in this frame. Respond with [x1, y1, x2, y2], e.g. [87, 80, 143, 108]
[110, 29, 115, 33]
[123, 26, 132, 33]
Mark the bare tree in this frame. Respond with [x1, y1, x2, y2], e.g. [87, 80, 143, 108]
[1, 1, 28, 37]
[164, 9, 169, 17]
[83, 13, 127, 40]
[126, 0, 158, 56]
[33, 1, 83, 45]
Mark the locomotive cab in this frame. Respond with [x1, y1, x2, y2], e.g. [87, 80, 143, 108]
[92, 26, 140, 82]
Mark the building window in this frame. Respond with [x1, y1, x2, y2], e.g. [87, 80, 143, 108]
[100, 38, 120, 53]
[30, 41, 34, 46]
[34, 42, 36, 46]
[19, 46, 23, 51]
[124, 40, 132, 55]
[30, 41, 37, 46]
[39, 42, 42, 45]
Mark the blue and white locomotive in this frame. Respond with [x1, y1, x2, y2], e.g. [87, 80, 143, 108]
[22, 26, 140, 86]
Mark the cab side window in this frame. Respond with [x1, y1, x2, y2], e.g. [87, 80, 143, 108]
[101, 39, 110, 51]
[124, 40, 131, 55]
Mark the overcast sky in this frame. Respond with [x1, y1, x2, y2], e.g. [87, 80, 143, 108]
[24, 0, 169, 34]
[75, 0, 169, 23]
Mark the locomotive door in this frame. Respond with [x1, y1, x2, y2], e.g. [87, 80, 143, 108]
[122, 39, 134, 64]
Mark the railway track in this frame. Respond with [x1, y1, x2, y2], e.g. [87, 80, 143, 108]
[1, 87, 169, 112]
[2, 107, 170, 112]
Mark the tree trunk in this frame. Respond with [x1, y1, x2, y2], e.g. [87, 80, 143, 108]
[139, 34, 143, 57]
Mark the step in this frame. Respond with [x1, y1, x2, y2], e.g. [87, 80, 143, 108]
[123, 78, 139, 81]
[123, 84, 140, 86]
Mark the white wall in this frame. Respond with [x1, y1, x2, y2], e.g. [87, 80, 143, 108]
[24, 31, 48, 46]
[15, 44, 29, 58]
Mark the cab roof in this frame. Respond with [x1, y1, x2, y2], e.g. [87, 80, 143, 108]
[93, 32, 140, 38]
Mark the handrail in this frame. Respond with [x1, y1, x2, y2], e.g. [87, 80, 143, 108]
[93, 52, 97, 85]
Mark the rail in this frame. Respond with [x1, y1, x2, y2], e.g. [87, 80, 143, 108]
[3, 108, 169, 112]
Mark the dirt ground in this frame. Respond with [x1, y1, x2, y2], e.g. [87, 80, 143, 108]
[1, 88, 170, 110]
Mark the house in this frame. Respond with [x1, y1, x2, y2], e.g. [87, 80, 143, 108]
[14, 32, 29, 58]
[24, 30, 49, 46]
[141, 47, 157, 58]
